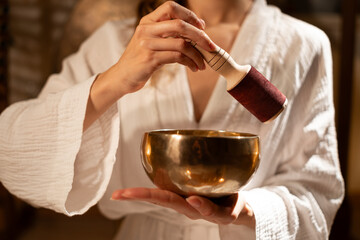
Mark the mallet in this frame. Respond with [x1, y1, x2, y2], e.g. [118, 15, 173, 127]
[190, 41, 287, 123]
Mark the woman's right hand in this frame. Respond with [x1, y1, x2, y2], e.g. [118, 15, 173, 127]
[84, 1, 216, 129]
[112, 1, 217, 95]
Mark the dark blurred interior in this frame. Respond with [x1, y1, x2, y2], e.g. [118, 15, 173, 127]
[0, 0, 360, 239]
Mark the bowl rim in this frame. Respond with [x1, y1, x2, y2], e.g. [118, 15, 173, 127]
[144, 129, 259, 140]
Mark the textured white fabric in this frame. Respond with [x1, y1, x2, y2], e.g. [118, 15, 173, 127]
[0, 0, 344, 239]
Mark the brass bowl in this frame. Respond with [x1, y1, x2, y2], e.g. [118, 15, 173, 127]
[141, 130, 260, 198]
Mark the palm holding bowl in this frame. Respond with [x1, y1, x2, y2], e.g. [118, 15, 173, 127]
[141, 130, 260, 198]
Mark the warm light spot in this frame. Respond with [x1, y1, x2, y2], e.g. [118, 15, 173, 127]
[146, 145, 151, 156]
[185, 169, 192, 179]
[219, 178, 225, 183]
[172, 134, 182, 141]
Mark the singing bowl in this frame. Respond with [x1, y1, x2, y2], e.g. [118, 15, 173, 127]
[141, 130, 260, 198]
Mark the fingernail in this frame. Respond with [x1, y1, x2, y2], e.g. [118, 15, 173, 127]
[186, 198, 201, 208]
[121, 191, 133, 199]
[191, 66, 198, 72]
[111, 191, 133, 200]
[111, 191, 121, 200]
[200, 19, 206, 29]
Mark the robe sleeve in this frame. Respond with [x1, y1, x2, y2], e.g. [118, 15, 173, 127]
[0, 21, 123, 216]
[220, 30, 344, 239]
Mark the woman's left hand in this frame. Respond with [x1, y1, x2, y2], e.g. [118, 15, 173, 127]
[111, 188, 255, 228]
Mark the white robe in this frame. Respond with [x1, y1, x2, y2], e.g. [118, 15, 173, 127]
[0, 0, 344, 239]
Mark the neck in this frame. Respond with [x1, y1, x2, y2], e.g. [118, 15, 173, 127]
[186, 0, 253, 27]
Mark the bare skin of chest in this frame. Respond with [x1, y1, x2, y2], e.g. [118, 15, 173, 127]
[187, 24, 240, 122]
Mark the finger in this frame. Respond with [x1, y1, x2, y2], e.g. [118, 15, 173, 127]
[231, 193, 246, 217]
[145, 19, 216, 52]
[153, 51, 199, 72]
[186, 196, 237, 225]
[235, 203, 256, 228]
[141, 1, 205, 30]
[143, 38, 206, 70]
[112, 188, 200, 219]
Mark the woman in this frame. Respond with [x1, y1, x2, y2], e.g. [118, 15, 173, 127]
[0, 0, 344, 239]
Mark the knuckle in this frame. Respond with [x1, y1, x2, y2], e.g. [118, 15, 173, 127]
[135, 24, 146, 35]
[185, 9, 195, 22]
[173, 52, 184, 60]
[174, 19, 186, 30]
[165, 1, 177, 12]
[176, 39, 187, 50]
[201, 208, 215, 217]
[139, 17, 147, 25]
[138, 39, 148, 48]
[198, 30, 207, 40]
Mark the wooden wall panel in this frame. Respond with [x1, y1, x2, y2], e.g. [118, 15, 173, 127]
[0, 0, 8, 112]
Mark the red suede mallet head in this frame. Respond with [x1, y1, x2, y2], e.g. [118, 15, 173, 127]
[227, 66, 287, 122]
[191, 41, 287, 122]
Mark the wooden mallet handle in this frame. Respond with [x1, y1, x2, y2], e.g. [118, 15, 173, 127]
[190, 41, 287, 123]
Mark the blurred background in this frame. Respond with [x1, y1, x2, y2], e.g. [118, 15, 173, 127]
[0, 0, 359, 239]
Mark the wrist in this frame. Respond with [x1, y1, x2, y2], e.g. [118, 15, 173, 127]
[88, 66, 127, 115]
[96, 64, 130, 100]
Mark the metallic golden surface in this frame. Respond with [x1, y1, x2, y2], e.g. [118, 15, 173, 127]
[141, 130, 260, 198]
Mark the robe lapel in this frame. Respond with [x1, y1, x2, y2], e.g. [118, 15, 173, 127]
[200, 0, 283, 130]
[154, 0, 284, 131]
